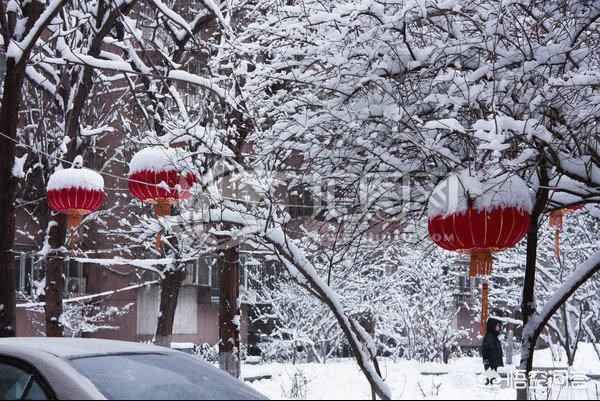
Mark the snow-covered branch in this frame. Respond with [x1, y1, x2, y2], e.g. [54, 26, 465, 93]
[520, 251, 600, 365]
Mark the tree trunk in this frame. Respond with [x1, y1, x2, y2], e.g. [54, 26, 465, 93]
[0, 59, 26, 338]
[0, 0, 69, 339]
[204, 213, 391, 399]
[218, 243, 241, 378]
[154, 267, 186, 348]
[517, 165, 549, 401]
[43, 198, 70, 338]
[517, 218, 540, 401]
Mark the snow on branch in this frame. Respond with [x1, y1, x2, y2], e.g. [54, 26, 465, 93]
[198, 0, 231, 32]
[39, 51, 235, 107]
[7, 0, 69, 64]
[16, 280, 159, 309]
[67, 256, 199, 278]
[148, 0, 193, 40]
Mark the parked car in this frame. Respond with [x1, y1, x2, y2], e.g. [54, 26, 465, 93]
[0, 338, 267, 400]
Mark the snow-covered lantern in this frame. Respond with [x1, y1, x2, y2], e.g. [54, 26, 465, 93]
[128, 146, 197, 215]
[128, 147, 196, 248]
[46, 156, 105, 253]
[427, 172, 532, 334]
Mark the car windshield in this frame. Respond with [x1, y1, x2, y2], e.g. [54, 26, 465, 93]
[68, 353, 265, 400]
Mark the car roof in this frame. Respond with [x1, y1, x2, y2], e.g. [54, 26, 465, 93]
[170, 342, 196, 349]
[0, 338, 176, 359]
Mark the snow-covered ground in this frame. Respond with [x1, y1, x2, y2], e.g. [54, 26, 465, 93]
[243, 343, 600, 400]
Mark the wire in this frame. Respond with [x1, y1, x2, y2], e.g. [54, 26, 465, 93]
[0, 130, 340, 209]
[0, 130, 195, 189]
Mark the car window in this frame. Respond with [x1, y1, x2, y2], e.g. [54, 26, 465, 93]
[0, 361, 51, 401]
[68, 353, 266, 400]
[23, 381, 48, 401]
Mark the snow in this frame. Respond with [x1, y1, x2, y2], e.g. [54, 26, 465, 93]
[26, 66, 57, 97]
[533, 343, 600, 375]
[424, 119, 467, 133]
[150, 0, 192, 33]
[12, 154, 27, 178]
[129, 146, 193, 175]
[17, 280, 160, 308]
[0, 337, 169, 358]
[46, 165, 104, 191]
[243, 346, 600, 400]
[201, 0, 229, 30]
[44, 49, 233, 106]
[6, 0, 66, 62]
[171, 342, 196, 349]
[428, 171, 533, 218]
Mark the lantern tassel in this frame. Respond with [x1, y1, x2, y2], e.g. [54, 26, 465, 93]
[549, 210, 564, 230]
[550, 209, 570, 261]
[481, 280, 489, 335]
[154, 200, 171, 250]
[469, 250, 493, 277]
[155, 230, 163, 250]
[554, 228, 561, 261]
[155, 200, 172, 217]
[67, 214, 82, 256]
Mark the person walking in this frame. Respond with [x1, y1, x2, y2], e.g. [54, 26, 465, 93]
[482, 317, 504, 372]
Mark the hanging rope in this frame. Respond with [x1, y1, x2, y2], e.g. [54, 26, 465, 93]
[67, 214, 83, 256]
[154, 200, 173, 250]
[481, 280, 489, 335]
[554, 229, 561, 261]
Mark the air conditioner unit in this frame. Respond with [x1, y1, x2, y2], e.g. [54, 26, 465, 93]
[66, 277, 86, 297]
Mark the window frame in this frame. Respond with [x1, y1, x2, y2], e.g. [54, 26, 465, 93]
[0, 356, 56, 400]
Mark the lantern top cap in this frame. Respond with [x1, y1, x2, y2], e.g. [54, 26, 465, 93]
[129, 146, 193, 176]
[47, 164, 104, 192]
[428, 171, 533, 219]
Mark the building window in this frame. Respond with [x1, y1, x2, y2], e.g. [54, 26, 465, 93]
[207, 254, 250, 302]
[181, 260, 199, 286]
[210, 258, 219, 300]
[456, 275, 479, 303]
[288, 186, 315, 220]
[13, 253, 44, 299]
[13, 254, 29, 297]
[239, 255, 248, 289]
[198, 258, 212, 287]
[136, 285, 198, 335]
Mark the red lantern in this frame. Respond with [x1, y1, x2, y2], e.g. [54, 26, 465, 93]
[128, 169, 197, 215]
[428, 207, 531, 276]
[428, 173, 532, 334]
[128, 147, 197, 247]
[46, 157, 105, 253]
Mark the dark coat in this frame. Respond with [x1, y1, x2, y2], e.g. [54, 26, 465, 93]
[481, 318, 504, 371]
